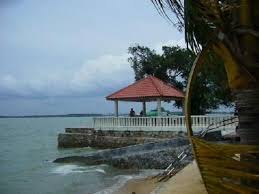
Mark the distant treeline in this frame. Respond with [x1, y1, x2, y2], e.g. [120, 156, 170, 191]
[0, 114, 104, 118]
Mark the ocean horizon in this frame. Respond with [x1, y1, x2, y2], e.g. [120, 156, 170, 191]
[0, 110, 234, 118]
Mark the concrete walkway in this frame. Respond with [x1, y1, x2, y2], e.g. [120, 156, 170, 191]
[154, 161, 207, 194]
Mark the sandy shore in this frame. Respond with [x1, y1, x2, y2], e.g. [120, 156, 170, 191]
[115, 161, 207, 194]
[114, 177, 158, 194]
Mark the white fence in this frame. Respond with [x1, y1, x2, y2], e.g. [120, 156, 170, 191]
[93, 115, 238, 133]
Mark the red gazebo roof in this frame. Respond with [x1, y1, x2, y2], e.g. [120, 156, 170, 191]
[106, 75, 184, 102]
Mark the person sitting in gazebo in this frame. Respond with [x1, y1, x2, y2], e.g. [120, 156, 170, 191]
[129, 108, 135, 117]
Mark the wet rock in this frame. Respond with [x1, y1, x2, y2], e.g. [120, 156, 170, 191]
[54, 137, 192, 169]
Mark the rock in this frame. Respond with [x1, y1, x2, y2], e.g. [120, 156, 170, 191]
[58, 133, 92, 148]
[58, 128, 187, 148]
[65, 127, 95, 134]
[54, 137, 192, 169]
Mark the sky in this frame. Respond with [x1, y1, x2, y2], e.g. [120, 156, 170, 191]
[0, 0, 186, 116]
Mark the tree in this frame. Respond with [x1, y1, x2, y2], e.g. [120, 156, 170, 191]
[151, 0, 259, 144]
[128, 45, 232, 114]
[151, 0, 259, 192]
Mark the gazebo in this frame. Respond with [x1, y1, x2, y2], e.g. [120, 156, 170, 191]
[106, 75, 185, 117]
[93, 76, 237, 131]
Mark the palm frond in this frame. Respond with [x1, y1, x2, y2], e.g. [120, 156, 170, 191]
[151, 0, 185, 30]
[151, 0, 227, 53]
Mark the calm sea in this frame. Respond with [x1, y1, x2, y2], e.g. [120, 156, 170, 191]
[0, 117, 153, 194]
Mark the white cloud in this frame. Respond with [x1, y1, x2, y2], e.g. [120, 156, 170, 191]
[2, 75, 17, 89]
[0, 54, 134, 98]
[70, 54, 133, 93]
[155, 38, 186, 54]
[0, 74, 30, 96]
[0, 39, 185, 98]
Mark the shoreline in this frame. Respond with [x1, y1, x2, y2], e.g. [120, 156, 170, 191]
[115, 160, 207, 194]
[113, 176, 159, 194]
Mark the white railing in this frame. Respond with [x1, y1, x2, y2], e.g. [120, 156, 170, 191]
[93, 115, 238, 132]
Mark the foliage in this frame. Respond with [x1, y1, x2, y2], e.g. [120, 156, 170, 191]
[150, 0, 259, 181]
[151, 0, 259, 81]
[128, 45, 232, 114]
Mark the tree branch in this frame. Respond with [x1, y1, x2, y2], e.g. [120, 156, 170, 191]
[235, 28, 259, 38]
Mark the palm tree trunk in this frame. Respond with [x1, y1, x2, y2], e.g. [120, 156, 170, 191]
[234, 88, 259, 145]
[234, 87, 259, 188]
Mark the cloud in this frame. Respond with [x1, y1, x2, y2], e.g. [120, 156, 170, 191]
[0, 74, 30, 97]
[0, 53, 134, 98]
[2, 74, 17, 89]
[70, 54, 133, 94]
[155, 38, 186, 54]
[0, 39, 185, 99]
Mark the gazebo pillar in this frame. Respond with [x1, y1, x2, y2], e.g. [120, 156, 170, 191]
[114, 100, 119, 117]
[142, 101, 146, 116]
[157, 98, 161, 116]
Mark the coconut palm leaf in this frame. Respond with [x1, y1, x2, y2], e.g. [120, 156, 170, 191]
[151, 0, 224, 52]
[152, 1, 259, 193]
[151, 0, 259, 79]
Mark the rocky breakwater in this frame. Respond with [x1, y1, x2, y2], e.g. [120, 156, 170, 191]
[54, 137, 192, 169]
[58, 127, 186, 149]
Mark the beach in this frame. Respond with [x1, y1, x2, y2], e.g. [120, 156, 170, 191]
[114, 177, 158, 194]
[116, 161, 207, 194]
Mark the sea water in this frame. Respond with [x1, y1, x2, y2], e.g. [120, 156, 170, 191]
[0, 117, 155, 194]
